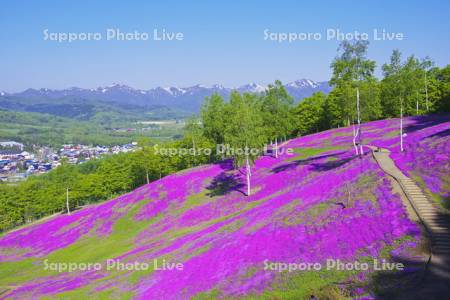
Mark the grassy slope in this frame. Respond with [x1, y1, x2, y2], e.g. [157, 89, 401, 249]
[1, 116, 448, 299]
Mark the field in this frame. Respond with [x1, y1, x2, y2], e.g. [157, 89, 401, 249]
[0, 110, 185, 148]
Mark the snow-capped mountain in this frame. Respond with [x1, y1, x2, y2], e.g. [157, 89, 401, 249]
[1, 79, 330, 112]
[237, 83, 268, 94]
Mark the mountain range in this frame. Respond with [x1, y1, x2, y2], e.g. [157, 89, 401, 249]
[0, 79, 331, 114]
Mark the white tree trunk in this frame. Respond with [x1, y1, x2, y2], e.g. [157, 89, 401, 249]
[400, 100, 404, 152]
[357, 88, 361, 127]
[66, 187, 71, 216]
[275, 137, 278, 158]
[425, 73, 429, 111]
[246, 156, 251, 196]
[356, 87, 363, 155]
[416, 91, 419, 115]
[352, 124, 359, 155]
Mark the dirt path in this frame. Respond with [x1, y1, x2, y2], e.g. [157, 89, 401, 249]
[368, 145, 450, 298]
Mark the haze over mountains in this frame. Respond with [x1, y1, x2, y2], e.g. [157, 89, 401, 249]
[0, 79, 331, 114]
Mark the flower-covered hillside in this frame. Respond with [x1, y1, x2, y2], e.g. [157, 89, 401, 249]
[1, 116, 446, 299]
[311, 114, 449, 208]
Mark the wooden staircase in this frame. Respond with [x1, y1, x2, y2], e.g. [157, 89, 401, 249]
[368, 145, 450, 298]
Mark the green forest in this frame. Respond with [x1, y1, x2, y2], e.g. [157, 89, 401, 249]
[1, 41, 449, 233]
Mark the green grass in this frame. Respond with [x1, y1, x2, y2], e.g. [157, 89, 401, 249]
[0, 200, 158, 287]
[258, 270, 353, 300]
[41, 285, 134, 300]
[288, 146, 346, 162]
[184, 189, 211, 208]
[0, 258, 40, 285]
[192, 269, 355, 300]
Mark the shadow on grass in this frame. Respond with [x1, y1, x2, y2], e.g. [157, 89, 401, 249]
[206, 171, 245, 197]
[424, 128, 450, 140]
[442, 195, 450, 211]
[271, 151, 348, 174]
[365, 254, 429, 299]
[368, 208, 450, 299]
[309, 155, 357, 172]
[215, 159, 234, 171]
[404, 114, 450, 135]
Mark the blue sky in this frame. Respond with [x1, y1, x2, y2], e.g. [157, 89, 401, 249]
[1, 0, 449, 92]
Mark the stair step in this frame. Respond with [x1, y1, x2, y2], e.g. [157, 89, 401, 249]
[433, 241, 450, 245]
[433, 239, 450, 243]
[434, 248, 450, 252]
[421, 215, 439, 219]
[430, 229, 448, 233]
[416, 207, 432, 210]
[431, 235, 450, 238]
[433, 236, 450, 241]
[427, 225, 448, 230]
[429, 217, 450, 221]
[434, 242, 450, 246]
[417, 207, 435, 211]
[434, 247, 450, 252]
[425, 219, 449, 224]
[428, 225, 450, 229]
[415, 203, 432, 206]
[425, 217, 449, 222]
[419, 211, 436, 215]
[434, 243, 450, 247]
[428, 227, 448, 232]
[433, 233, 450, 237]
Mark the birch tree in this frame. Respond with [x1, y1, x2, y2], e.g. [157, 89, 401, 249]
[330, 40, 376, 155]
[260, 80, 293, 158]
[224, 92, 265, 196]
